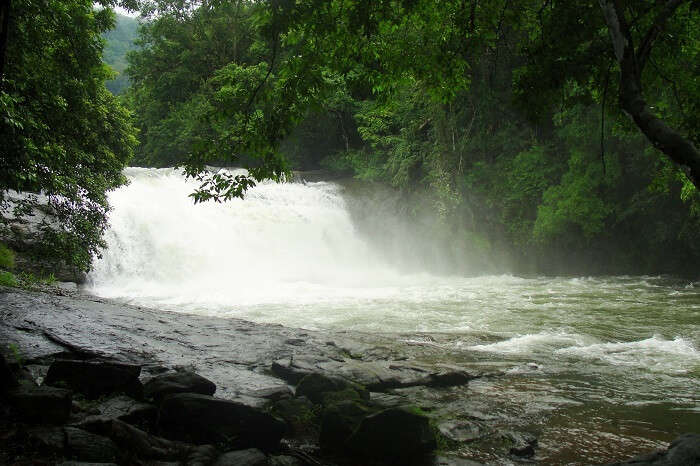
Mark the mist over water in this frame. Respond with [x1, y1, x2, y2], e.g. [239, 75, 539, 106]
[89, 168, 700, 462]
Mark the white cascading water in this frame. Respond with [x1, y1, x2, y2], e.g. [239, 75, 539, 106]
[89, 167, 408, 310]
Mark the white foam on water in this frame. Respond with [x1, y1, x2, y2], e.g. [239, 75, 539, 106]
[555, 335, 700, 373]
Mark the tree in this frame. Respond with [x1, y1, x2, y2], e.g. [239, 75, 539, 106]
[0, 0, 137, 272]
[598, 0, 699, 186]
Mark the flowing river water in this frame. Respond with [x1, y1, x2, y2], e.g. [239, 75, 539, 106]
[87, 168, 700, 464]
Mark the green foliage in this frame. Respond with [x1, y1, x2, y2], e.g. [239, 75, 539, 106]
[0, 271, 18, 287]
[0, 1, 137, 272]
[0, 243, 14, 270]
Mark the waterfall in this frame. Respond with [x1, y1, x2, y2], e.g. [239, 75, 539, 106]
[88, 168, 403, 309]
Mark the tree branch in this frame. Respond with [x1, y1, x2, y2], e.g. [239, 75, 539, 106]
[637, 0, 686, 71]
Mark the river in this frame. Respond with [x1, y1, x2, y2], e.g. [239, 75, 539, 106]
[87, 167, 699, 464]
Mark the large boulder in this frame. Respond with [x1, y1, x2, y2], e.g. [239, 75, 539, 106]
[347, 407, 437, 463]
[8, 385, 72, 424]
[158, 393, 286, 450]
[143, 371, 216, 402]
[609, 433, 700, 465]
[44, 360, 142, 399]
[320, 400, 373, 453]
[64, 427, 120, 463]
[295, 373, 369, 405]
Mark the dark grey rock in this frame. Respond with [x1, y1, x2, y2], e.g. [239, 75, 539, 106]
[433, 456, 484, 466]
[57, 462, 119, 466]
[501, 431, 537, 458]
[269, 455, 303, 466]
[8, 384, 72, 424]
[271, 358, 318, 384]
[270, 397, 317, 436]
[213, 448, 268, 466]
[0, 352, 17, 391]
[109, 418, 190, 461]
[438, 421, 488, 443]
[347, 407, 437, 462]
[64, 427, 120, 463]
[249, 385, 293, 401]
[144, 371, 216, 402]
[187, 444, 218, 466]
[159, 393, 286, 450]
[320, 400, 373, 453]
[295, 372, 369, 405]
[27, 426, 66, 453]
[609, 433, 700, 465]
[44, 359, 142, 399]
[98, 395, 157, 426]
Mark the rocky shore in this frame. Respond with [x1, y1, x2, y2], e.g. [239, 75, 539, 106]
[0, 285, 697, 465]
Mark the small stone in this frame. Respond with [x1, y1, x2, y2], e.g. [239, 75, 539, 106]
[213, 448, 268, 466]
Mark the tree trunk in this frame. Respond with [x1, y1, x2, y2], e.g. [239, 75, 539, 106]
[598, 0, 700, 187]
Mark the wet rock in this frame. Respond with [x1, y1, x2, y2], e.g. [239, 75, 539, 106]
[295, 372, 369, 405]
[26, 426, 66, 453]
[269, 455, 303, 466]
[8, 385, 72, 424]
[44, 359, 142, 399]
[187, 444, 218, 466]
[110, 418, 190, 461]
[64, 427, 120, 462]
[159, 393, 286, 450]
[213, 448, 268, 466]
[98, 395, 157, 426]
[249, 385, 293, 401]
[320, 400, 373, 453]
[144, 371, 216, 402]
[347, 407, 437, 462]
[0, 352, 17, 391]
[502, 431, 537, 458]
[438, 421, 487, 443]
[421, 370, 477, 388]
[609, 433, 700, 465]
[433, 456, 484, 466]
[57, 462, 119, 466]
[370, 391, 406, 408]
[270, 397, 318, 436]
[271, 358, 318, 384]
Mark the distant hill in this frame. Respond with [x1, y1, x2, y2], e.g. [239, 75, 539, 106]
[103, 14, 139, 95]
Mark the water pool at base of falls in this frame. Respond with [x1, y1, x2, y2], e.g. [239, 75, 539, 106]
[88, 168, 700, 464]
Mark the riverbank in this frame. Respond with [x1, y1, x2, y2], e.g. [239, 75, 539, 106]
[0, 285, 697, 465]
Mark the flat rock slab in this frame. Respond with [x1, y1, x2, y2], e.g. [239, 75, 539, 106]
[159, 393, 286, 450]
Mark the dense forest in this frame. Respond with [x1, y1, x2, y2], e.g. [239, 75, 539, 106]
[1, 0, 699, 276]
[103, 14, 139, 95]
